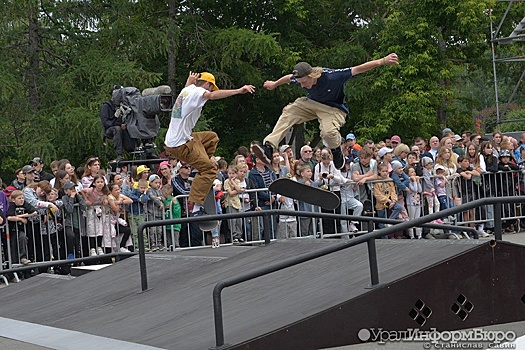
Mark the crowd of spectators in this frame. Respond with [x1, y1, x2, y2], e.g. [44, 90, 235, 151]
[1, 128, 525, 275]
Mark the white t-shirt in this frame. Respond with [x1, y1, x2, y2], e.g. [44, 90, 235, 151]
[165, 84, 208, 148]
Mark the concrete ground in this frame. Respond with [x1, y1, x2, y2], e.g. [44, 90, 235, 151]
[0, 337, 51, 350]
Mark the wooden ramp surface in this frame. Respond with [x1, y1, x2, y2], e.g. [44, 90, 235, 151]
[0, 239, 485, 350]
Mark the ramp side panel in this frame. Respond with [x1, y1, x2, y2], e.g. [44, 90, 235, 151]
[231, 241, 525, 350]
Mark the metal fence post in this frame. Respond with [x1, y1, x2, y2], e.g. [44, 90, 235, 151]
[263, 213, 271, 245]
[138, 223, 148, 292]
[366, 220, 379, 286]
[213, 284, 225, 347]
[494, 202, 503, 241]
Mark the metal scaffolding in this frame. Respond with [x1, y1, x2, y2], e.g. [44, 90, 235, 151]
[491, 0, 525, 129]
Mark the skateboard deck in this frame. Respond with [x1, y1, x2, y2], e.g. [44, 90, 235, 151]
[199, 187, 219, 231]
[269, 178, 340, 210]
[251, 144, 271, 166]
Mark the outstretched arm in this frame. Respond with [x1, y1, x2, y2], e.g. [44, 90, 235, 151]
[203, 85, 255, 100]
[351, 53, 399, 76]
[263, 74, 293, 90]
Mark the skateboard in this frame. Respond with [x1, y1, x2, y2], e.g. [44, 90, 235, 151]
[251, 144, 271, 166]
[269, 178, 340, 210]
[198, 187, 219, 231]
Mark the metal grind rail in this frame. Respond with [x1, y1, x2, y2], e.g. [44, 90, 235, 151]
[208, 196, 525, 348]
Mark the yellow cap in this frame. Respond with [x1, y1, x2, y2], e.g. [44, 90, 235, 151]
[199, 72, 219, 91]
[137, 165, 150, 175]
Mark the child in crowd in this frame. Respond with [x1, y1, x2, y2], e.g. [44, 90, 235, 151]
[434, 165, 452, 211]
[62, 181, 86, 259]
[295, 164, 319, 237]
[236, 163, 254, 241]
[146, 174, 165, 250]
[107, 183, 133, 253]
[7, 190, 37, 265]
[81, 174, 113, 256]
[374, 163, 403, 233]
[162, 184, 181, 249]
[44, 188, 64, 261]
[276, 191, 297, 239]
[217, 159, 229, 184]
[421, 157, 441, 217]
[223, 165, 244, 243]
[390, 160, 410, 198]
[390, 161, 410, 229]
[406, 167, 423, 239]
[124, 179, 150, 251]
[23, 181, 60, 263]
[456, 155, 481, 236]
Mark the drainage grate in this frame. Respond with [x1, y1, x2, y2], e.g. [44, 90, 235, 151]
[451, 294, 474, 321]
[409, 299, 433, 326]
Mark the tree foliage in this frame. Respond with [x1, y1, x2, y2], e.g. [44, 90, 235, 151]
[1, 0, 523, 181]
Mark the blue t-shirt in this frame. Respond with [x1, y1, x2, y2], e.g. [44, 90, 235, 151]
[290, 68, 353, 113]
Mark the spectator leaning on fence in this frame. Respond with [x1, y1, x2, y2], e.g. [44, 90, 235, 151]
[162, 184, 181, 249]
[373, 163, 402, 231]
[421, 157, 440, 216]
[6, 190, 37, 265]
[107, 182, 133, 253]
[351, 147, 378, 202]
[406, 167, 423, 239]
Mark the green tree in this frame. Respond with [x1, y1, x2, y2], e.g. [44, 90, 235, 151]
[351, 0, 495, 142]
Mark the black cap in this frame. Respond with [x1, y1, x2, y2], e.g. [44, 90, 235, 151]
[292, 62, 313, 78]
[22, 165, 35, 174]
[63, 181, 76, 190]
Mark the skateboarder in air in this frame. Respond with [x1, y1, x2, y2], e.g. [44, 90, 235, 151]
[164, 72, 255, 217]
[254, 53, 399, 169]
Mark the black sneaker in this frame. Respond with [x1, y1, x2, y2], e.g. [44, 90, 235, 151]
[263, 143, 274, 161]
[251, 143, 272, 166]
[331, 147, 344, 169]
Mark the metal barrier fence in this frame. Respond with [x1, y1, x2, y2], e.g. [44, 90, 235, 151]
[2, 170, 524, 283]
[0, 187, 282, 279]
[331, 169, 525, 237]
[1, 203, 131, 272]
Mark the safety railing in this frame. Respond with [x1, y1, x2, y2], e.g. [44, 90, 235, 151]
[327, 169, 525, 237]
[209, 196, 525, 348]
[0, 202, 134, 283]
[170, 187, 278, 248]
